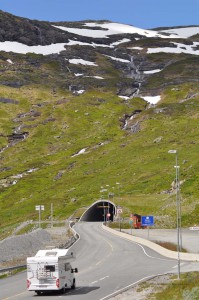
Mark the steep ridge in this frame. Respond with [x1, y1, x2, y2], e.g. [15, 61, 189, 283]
[0, 10, 199, 96]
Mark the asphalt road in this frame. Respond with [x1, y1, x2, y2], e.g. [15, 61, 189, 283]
[0, 222, 198, 300]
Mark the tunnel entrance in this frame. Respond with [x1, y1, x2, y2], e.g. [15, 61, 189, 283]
[80, 200, 116, 222]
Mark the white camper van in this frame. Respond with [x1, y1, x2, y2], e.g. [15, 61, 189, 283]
[27, 248, 78, 295]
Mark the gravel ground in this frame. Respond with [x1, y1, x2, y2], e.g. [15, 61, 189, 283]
[108, 274, 173, 300]
[0, 227, 71, 268]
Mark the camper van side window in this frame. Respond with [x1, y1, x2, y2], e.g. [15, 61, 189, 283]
[65, 263, 70, 271]
[45, 265, 55, 272]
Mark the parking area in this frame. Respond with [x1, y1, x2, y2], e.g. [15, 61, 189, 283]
[121, 228, 199, 254]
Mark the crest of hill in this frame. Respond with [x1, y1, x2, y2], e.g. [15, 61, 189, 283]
[1, 9, 199, 46]
[0, 10, 75, 46]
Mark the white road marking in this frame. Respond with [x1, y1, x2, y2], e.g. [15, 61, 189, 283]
[96, 237, 114, 266]
[101, 225, 175, 262]
[90, 280, 98, 285]
[90, 275, 109, 285]
[100, 276, 109, 281]
[2, 291, 28, 300]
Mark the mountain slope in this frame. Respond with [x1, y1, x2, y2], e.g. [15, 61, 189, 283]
[0, 11, 199, 237]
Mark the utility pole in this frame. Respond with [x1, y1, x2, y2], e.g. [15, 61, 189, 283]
[168, 150, 181, 279]
[51, 203, 53, 228]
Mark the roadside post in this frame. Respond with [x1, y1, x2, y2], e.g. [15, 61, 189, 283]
[129, 214, 133, 234]
[141, 216, 154, 239]
[107, 212, 111, 224]
[51, 203, 53, 228]
[35, 205, 45, 228]
[117, 207, 123, 231]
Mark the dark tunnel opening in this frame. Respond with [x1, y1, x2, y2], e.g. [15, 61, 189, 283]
[80, 201, 116, 222]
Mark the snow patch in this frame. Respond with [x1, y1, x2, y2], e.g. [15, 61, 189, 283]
[75, 90, 85, 95]
[118, 95, 130, 100]
[104, 55, 130, 63]
[0, 41, 67, 55]
[67, 58, 98, 66]
[53, 22, 177, 39]
[143, 69, 162, 74]
[0, 39, 134, 56]
[6, 59, 14, 64]
[111, 38, 131, 46]
[84, 22, 176, 39]
[27, 168, 38, 173]
[129, 46, 143, 50]
[67, 39, 111, 48]
[159, 27, 199, 38]
[142, 95, 161, 104]
[72, 148, 87, 157]
[147, 42, 199, 56]
[85, 76, 104, 79]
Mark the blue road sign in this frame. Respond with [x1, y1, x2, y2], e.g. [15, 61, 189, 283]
[141, 216, 154, 226]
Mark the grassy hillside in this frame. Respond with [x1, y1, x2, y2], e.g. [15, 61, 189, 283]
[0, 81, 199, 238]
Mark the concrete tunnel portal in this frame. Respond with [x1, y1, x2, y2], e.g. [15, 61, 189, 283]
[80, 200, 116, 222]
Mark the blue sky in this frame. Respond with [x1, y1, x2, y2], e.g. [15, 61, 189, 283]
[0, 0, 198, 29]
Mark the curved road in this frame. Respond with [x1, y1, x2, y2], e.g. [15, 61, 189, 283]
[0, 222, 196, 300]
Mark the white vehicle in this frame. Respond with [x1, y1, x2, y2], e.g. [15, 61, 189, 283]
[27, 248, 78, 295]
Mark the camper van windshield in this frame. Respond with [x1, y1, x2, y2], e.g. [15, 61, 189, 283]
[45, 265, 55, 272]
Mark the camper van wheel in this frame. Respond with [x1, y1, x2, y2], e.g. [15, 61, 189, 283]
[35, 291, 42, 295]
[71, 279, 76, 289]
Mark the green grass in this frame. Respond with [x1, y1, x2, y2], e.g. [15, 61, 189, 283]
[151, 272, 199, 300]
[0, 267, 26, 279]
[0, 81, 199, 239]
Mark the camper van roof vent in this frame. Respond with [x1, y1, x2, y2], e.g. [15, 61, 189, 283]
[45, 251, 57, 256]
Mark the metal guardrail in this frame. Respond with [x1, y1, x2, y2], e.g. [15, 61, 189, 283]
[0, 264, 26, 274]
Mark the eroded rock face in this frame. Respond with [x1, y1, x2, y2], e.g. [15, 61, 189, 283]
[117, 83, 141, 98]
[0, 168, 39, 188]
[0, 97, 19, 104]
[8, 132, 29, 143]
[120, 109, 143, 132]
[0, 11, 73, 45]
